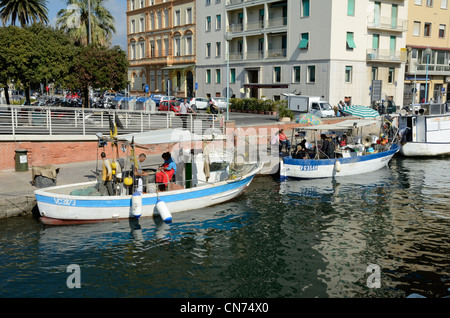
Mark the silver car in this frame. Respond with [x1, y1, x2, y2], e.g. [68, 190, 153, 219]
[189, 97, 209, 110]
[214, 97, 228, 110]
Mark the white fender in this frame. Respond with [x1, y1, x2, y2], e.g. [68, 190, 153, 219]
[156, 199, 172, 222]
[131, 191, 142, 218]
[334, 160, 341, 172]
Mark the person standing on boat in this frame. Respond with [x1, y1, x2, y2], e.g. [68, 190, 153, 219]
[320, 134, 335, 158]
[156, 152, 177, 191]
[100, 152, 113, 196]
[278, 129, 291, 153]
[135, 153, 150, 192]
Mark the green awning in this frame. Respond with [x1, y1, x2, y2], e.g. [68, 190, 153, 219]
[299, 34, 309, 49]
[346, 33, 356, 48]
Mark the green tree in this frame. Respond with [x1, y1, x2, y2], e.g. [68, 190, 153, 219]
[67, 45, 128, 107]
[0, 0, 49, 26]
[0, 25, 74, 105]
[57, 0, 115, 47]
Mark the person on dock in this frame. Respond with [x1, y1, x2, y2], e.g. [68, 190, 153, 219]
[100, 152, 113, 196]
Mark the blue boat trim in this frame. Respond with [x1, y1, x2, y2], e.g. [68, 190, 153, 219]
[283, 144, 399, 166]
[36, 174, 254, 208]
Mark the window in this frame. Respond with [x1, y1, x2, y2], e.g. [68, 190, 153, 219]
[206, 43, 211, 58]
[130, 0, 135, 11]
[215, 69, 221, 83]
[293, 66, 301, 83]
[388, 67, 395, 83]
[140, 18, 144, 32]
[346, 32, 356, 49]
[439, 24, 446, 38]
[274, 67, 281, 83]
[140, 0, 144, 8]
[426, 0, 433, 6]
[345, 66, 352, 83]
[372, 34, 379, 49]
[186, 36, 192, 55]
[131, 20, 136, 33]
[216, 15, 221, 30]
[216, 42, 221, 57]
[206, 69, 211, 84]
[164, 10, 169, 28]
[230, 68, 236, 84]
[139, 42, 145, 59]
[206, 16, 211, 31]
[174, 10, 180, 26]
[413, 21, 421, 36]
[206, 0, 211, 5]
[347, 0, 355, 16]
[442, 0, 448, 9]
[307, 65, 315, 83]
[174, 38, 180, 56]
[130, 43, 136, 60]
[424, 22, 431, 36]
[301, 0, 310, 17]
[371, 67, 378, 80]
[186, 8, 192, 24]
[299, 33, 309, 49]
[415, 0, 422, 4]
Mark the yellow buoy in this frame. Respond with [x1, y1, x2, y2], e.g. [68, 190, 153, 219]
[124, 177, 133, 186]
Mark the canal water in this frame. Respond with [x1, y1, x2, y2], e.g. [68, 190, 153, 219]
[0, 157, 448, 299]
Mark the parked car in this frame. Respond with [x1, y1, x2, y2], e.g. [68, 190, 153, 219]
[150, 94, 164, 106]
[189, 97, 209, 110]
[158, 100, 181, 115]
[214, 97, 228, 110]
[160, 95, 175, 103]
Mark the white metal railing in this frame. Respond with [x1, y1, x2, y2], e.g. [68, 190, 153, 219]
[0, 104, 222, 136]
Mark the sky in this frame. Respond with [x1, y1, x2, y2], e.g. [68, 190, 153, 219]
[47, 0, 127, 49]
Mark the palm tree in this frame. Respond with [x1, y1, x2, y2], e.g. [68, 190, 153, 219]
[0, 0, 49, 26]
[57, 0, 115, 47]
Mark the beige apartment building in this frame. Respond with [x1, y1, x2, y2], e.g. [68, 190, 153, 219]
[127, 0, 196, 97]
[404, 0, 450, 104]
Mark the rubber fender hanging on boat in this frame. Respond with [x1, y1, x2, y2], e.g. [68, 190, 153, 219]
[131, 191, 142, 219]
[156, 199, 172, 223]
[334, 160, 341, 172]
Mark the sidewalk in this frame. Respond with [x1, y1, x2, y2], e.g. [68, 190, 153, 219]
[0, 155, 162, 219]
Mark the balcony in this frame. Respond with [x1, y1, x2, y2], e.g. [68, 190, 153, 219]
[413, 64, 450, 76]
[367, 16, 407, 33]
[366, 49, 406, 63]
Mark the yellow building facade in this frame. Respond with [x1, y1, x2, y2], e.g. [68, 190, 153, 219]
[127, 0, 196, 97]
[405, 0, 450, 104]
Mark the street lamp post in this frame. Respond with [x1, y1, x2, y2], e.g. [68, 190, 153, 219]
[224, 32, 232, 121]
[424, 47, 432, 103]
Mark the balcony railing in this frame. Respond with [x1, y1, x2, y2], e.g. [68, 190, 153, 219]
[366, 49, 406, 63]
[367, 16, 408, 32]
[414, 64, 450, 75]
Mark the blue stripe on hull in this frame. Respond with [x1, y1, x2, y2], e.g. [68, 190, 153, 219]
[283, 144, 400, 166]
[36, 175, 254, 208]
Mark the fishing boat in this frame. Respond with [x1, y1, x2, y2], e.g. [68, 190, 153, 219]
[35, 129, 263, 225]
[279, 119, 400, 179]
[398, 106, 450, 156]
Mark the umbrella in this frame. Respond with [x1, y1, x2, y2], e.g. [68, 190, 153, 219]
[294, 113, 323, 125]
[342, 105, 380, 118]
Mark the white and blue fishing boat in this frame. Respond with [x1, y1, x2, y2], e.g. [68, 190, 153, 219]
[35, 129, 263, 225]
[280, 120, 400, 179]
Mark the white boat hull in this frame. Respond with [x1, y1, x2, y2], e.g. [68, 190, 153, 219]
[280, 144, 399, 179]
[400, 142, 450, 157]
[35, 163, 262, 225]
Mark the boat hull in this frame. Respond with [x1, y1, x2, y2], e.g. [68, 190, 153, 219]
[35, 164, 262, 224]
[280, 144, 399, 179]
[400, 142, 450, 157]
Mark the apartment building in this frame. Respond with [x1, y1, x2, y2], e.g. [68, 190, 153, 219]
[404, 0, 450, 104]
[127, 0, 196, 97]
[195, 0, 408, 106]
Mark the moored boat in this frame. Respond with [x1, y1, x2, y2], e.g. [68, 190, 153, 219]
[398, 109, 450, 157]
[280, 119, 400, 179]
[35, 129, 263, 225]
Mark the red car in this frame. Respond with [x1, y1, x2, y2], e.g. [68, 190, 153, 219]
[158, 100, 181, 115]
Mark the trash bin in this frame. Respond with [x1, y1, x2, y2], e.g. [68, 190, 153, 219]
[15, 149, 29, 172]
